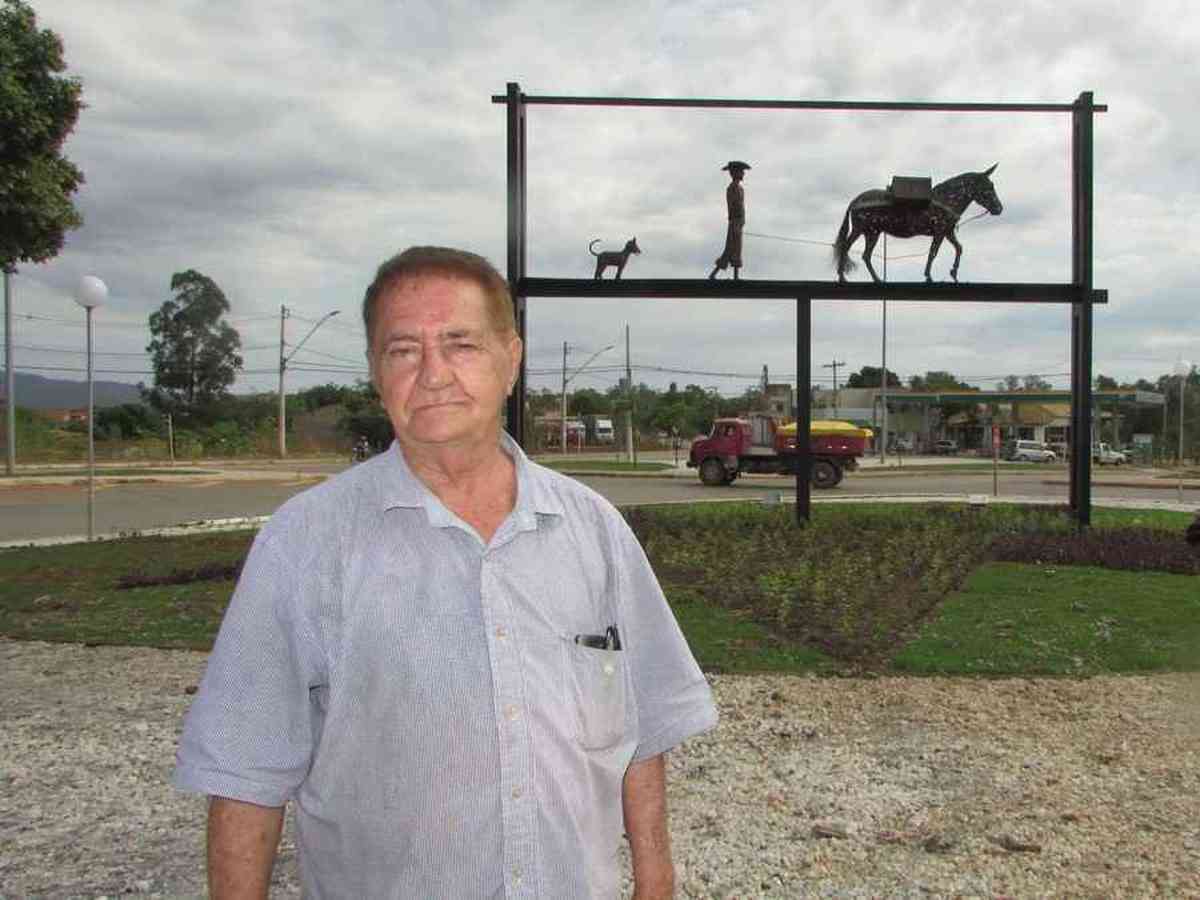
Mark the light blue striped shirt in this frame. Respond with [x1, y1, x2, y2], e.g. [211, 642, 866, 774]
[173, 435, 717, 898]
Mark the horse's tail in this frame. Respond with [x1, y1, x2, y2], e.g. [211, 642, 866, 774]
[832, 205, 857, 277]
[588, 239, 602, 257]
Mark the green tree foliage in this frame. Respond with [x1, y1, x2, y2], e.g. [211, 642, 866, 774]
[94, 403, 159, 440]
[1094, 374, 1119, 391]
[846, 366, 901, 389]
[297, 382, 360, 412]
[144, 270, 243, 422]
[568, 387, 610, 417]
[908, 370, 973, 391]
[0, 0, 84, 271]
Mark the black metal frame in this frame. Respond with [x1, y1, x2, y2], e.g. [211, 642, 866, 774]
[497, 84, 1105, 526]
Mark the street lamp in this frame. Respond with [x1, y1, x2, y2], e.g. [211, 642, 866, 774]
[560, 342, 615, 454]
[75, 275, 107, 540]
[1175, 359, 1192, 502]
[278, 307, 340, 458]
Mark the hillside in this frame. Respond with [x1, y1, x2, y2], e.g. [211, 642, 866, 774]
[0, 373, 143, 409]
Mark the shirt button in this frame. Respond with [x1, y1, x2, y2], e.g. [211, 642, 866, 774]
[495, 625, 508, 639]
[504, 704, 519, 721]
[602, 662, 615, 676]
[513, 867, 522, 884]
[511, 786, 523, 800]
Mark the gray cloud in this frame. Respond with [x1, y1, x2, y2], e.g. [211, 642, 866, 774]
[7, 0, 1196, 402]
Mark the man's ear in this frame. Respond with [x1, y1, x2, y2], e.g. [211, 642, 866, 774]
[507, 334, 524, 383]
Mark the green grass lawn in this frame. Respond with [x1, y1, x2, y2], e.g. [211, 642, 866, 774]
[0, 531, 253, 650]
[1, 503, 1196, 675]
[893, 563, 1200, 675]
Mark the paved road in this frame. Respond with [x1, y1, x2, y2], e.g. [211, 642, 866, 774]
[3, 463, 1196, 542]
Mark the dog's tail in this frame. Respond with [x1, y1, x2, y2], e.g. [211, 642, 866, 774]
[588, 239, 602, 257]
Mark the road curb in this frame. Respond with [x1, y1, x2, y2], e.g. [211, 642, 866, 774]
[0, 516, 269, 550]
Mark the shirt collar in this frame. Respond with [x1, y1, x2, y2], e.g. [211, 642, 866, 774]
[377, 432, 565, 524]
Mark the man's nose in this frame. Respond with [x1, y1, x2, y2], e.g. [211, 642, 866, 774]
[417, 344, 451, 387]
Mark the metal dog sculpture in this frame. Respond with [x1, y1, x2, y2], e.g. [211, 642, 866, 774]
[590, 237, 640, 280]
[833, 165, 1003, 283]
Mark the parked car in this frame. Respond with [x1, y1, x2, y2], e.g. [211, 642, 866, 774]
[890, 437, 914, 452]
[1092, 443, 1128, 465]
[1005, 439, 1057, 463]
[932, 439, 958, 455]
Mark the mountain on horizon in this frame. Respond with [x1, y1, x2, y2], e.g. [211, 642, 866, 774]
[0, 372, 143, 409]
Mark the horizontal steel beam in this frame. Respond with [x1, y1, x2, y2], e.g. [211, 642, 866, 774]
[491, 95, 1107, 114]
[520, 278, 1107, 304]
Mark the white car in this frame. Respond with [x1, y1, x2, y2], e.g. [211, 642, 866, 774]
[1092, 443, 1128, 465]
[1007, 440, 1057, 463]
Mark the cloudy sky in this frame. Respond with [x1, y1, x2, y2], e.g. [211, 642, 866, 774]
[8, 0, 1199, 401]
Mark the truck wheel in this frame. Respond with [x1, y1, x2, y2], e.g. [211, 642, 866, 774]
[699, 458, 727, 486]
[812, 460, 839, 489]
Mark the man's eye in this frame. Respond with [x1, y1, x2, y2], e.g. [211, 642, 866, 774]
[452, 341, 480, 352]
[388, 346, 418, 359]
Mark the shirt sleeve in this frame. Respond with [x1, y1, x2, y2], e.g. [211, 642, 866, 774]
[613, 518, 718, 761]
[172, 530, 326, 806]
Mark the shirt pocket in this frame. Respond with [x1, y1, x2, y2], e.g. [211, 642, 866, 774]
[561, 637, 628, 751]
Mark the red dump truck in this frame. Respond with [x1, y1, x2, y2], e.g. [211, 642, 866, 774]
[687, 413, 870, 488]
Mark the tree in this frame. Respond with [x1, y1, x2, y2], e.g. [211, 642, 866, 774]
[1022, 374, 1052, 391]
[569, 387, 610, 417]
[144, 270, 243, 421]
[95, 403, 159, 440]
[908, 370, 973, 392]
[994, 375, 1022, 391]
[0, 0, 84, 272]
[1094, 374, 1119, 391]
[846, 366, 901, 389]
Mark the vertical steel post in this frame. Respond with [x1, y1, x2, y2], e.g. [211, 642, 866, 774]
[795, 296, 812, 524]
[504, 82, 528, 447]
[1069, 92, 1095, 528]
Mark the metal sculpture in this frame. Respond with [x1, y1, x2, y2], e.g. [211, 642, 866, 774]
[833, 164, 1003, 283]
[709, 161, 750, 280]
[589, 237, 640, 279]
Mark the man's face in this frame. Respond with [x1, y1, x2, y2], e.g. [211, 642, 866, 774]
[369, 274, 522, 452]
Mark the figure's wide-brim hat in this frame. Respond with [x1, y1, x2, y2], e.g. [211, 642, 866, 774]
[722, 160, 751, 171]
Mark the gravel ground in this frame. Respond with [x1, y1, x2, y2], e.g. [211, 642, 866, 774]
[2, 639, 1198, 899]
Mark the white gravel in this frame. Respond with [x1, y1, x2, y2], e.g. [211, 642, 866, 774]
[2, 639, 1198, 898]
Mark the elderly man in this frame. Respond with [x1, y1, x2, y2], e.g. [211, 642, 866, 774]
[173, 246, 717, 899]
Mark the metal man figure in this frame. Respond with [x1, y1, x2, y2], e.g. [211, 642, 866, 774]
[709, 160, 750, 280]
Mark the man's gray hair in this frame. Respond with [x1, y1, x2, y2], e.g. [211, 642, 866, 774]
[362, 246, 515, 348]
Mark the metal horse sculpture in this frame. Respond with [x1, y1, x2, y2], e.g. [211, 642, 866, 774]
[833, 165, 1003, 283]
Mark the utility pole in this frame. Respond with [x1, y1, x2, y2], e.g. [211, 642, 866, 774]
[560, 340, 569, 454]
[278, 305, 289, 458]
[4, 269, 14, 475]
[279, 306, 340, 458]
[822, 359, 845, 418]
[626, 325, 636, 464]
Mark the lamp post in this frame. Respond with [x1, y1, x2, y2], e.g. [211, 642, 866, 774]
[1175, 359, 1192, 502]
[560, 342, 615, 454]
[278, 307, 340, 457]
[75, 275, 108, 540]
